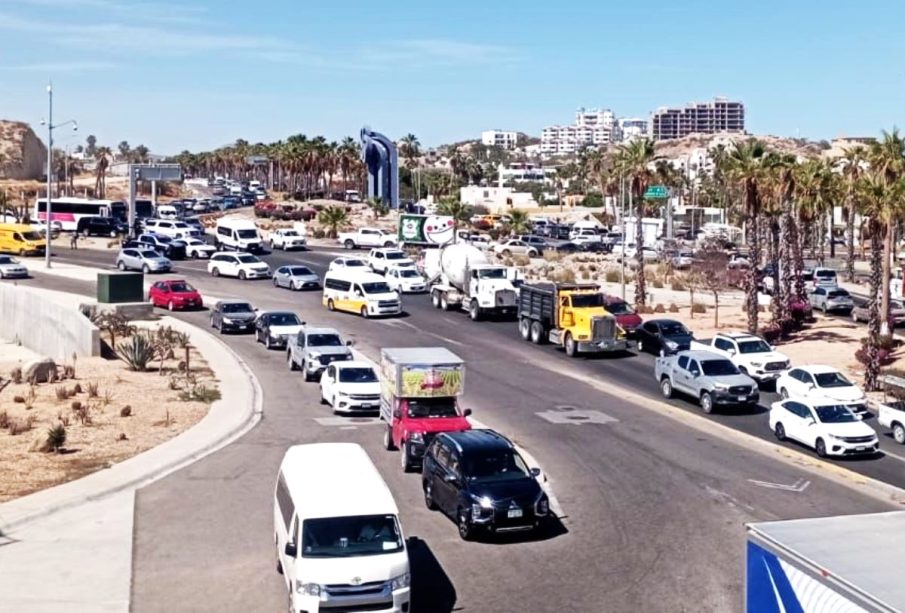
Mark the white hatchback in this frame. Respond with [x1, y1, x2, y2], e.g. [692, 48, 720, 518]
[385, 266, 427, 293]
[183, 238, 216, 259]
[769, 398, 878, 457]
[327, 256, 369, 272]
[319, 361, 382, 414]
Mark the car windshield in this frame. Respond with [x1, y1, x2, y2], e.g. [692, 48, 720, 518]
[221, 302, 253, 313]
[398, 269, 420, 278]
[815, 270, 836, 278]
[269, 313, 301, 326]
[361, 282, 392, 294]
[301, 515, 403, 558]
[815, 372, 853, 388]
[406, 397, 459, 418]
[343, 259, 366, 267]
[893, 301, 905, 311]
[466, 450, 531, 483]
[137, 250, 159, 258]
[385, 251, 407, 260]
[477, 268, 506, 279]
[308, 334, 343, 347]
[814, 405, 857, 423]
[605, 301, 634, 315]
[338, 367, 378, 383]
[0, 256, 16, 264]
[701, 360, 739, 376]
[737, 340, 771, 354]
[187, 239, 204, 245]
[289, 267, 314, 276]
[282, 230, 299, 236]
[169, 282, 194, 293]
[236, 229, 258, 239]
[156, 235, 173, 243]
[828, 290, 849, 298]
[659, 322, 689, 336]
[237, 255, 260, 264]
[21, 231, 42, 240]
[571, 294, 605, 308]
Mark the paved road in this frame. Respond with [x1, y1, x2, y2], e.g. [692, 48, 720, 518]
[24, 248, 894, 613]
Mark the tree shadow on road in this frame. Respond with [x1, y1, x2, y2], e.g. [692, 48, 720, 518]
[407, 536, 457, 613]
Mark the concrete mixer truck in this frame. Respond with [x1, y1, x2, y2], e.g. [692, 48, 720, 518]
[423, 243, 520, 321]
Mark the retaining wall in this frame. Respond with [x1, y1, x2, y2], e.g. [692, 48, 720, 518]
[0, 283, 100, 360]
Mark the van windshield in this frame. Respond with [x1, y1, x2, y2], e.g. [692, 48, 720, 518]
[302, 515, 403, 557]
[361, 282, 392, 294]
[20, 231, 42, 241]
[237, 229, 258, 239]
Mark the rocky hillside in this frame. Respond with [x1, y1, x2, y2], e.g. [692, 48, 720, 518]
[654, 132, 825, 159]
[0, 120, 47, 181]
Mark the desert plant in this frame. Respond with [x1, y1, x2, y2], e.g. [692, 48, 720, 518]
[668, 303, 679, 313]
[670, 279, 686, 291]
[179, 384, 222, 403]
[45, 424, 67, 452]
[55, 385, 70, 401]
[87, 381, 99, 397]
[13, 395, 25, 403]
[72, 403, 92, 425]
[90, 311, 136, 349]
[0, 410, 8, 429]
[691, 303, 707, 314]
[116, 432, 128, 441]
[653, 304, 666, 313]
[542, 251, 562, 263]
[24, 384, 36, 410]
[73, 383, 82, 394]
[8, 416, 35, 436]
[10, 367, 22, 384]
[62, 364, 75, 379]
[605, 270, 621, 283]
[120, 405, 132, 417]
[511, 255, 530, 267]
[652, 279, 664, 289]
[116, 333, 155, 372]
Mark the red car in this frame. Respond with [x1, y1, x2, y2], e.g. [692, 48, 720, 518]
[602, 295, 643, 336]
[148, 279, 203, 311]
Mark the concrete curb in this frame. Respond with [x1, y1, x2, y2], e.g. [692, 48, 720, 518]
[0, 316, 263, 535]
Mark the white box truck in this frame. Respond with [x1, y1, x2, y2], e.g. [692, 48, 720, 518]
[746, 512, 905, 612]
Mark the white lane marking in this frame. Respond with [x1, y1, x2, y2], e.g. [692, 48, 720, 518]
[881, 450, 905, 464]
[393, 319, 465, 346]
[747, 478, 811, 493]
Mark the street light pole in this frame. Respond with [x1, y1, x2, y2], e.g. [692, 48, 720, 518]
[41, 83, 77, 269]
[620, 173, 626, 301]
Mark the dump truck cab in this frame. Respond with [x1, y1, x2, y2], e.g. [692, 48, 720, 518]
[518, 283, 627, 357]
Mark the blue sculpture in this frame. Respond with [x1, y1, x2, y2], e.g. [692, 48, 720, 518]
[360, 127, 399, 209]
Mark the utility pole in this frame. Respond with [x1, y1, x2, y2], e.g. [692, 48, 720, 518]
[41, 83, 77, 268]
[620, 173, 626, 301]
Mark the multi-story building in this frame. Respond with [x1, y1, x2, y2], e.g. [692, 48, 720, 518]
[481, 130, 518, 150]
[650, 97, 745, 141]
[541, 107, 622, 155]
[618, 118, 648, 141]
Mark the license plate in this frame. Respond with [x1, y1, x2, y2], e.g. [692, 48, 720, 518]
[737, 396, 747, 401]
[238, 325, 247, 329]
[507, 508, 523, 519]
[856, 446, 866, 451]
[361, 404, 375, 409]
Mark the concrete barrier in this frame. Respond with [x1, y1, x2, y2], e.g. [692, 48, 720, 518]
[0, 283, 100, 360]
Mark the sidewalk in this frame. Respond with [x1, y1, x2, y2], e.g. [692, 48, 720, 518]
[0, 296, 263, 612]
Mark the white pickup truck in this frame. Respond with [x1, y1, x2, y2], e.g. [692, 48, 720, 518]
[690, 332, 790, 383]
[337, 227, 397, 250]
[878, 374, 905, 444]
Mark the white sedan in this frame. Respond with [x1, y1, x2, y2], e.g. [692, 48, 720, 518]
[327, 256, 369, 272]
[613, 243, 658, 263]
[492, 239, 539, 258]
[385, 266, 427, 293]
[183, 238, 216, 259]
[776, 365, 868, 416]
[319, 361, 381, 414]
[769, 398, 878, 457]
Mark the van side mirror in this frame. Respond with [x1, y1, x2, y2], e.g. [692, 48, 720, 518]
[284, 542, 297, 557]
[346, 340, 353, 346]
[392, 409, 401, 419]
[463, 408, 472, 417]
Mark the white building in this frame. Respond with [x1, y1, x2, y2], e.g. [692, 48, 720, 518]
[618, 118, 649, 141]
[460, 185, 536, 210]
[541, 107, 622, 155]
[497, 162, 556, 186]
[481, 130, 518, 150]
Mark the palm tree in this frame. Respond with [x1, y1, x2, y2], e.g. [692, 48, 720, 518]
[399, 134, 421, 198]
[94, 146, 112, 197]
[317, 206, 349, 238]
[436, 197, 472, 241]
[723, 139, 768, 333]
[117, 141, 130, 161]
[367, 197, 388, 220]
[839, 146, 867, 282]
[868, 129, 905, 334]
[614, 138, 655, 308]
[507, 210, 531, 235]
[133, 144, 150, 163]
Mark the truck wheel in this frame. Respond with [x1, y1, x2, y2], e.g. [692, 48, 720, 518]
[518, 317, 531, 340]
[469, 300, 481, 321]
[660, 377, 673, 399]
[431, 291, 441, 309]
[440, 294, 450, 311]
[530, 321, 545, 345]
[779, 388, 789, 399]
[400, 442, 412, 472]
[894, 423, 905, 445]
[383, 425, 396, 451]
[700, 392, 714, 414]
[344, 240, 355, 250]
[564, 333, 578, 357]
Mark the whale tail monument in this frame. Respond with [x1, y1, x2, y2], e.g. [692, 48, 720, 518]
[360, 127, 399, 209]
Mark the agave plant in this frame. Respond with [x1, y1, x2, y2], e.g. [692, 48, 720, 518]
[116, 332, 155, 372]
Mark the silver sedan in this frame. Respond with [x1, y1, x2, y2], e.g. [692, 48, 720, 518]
[0, 255, 28, 279]
[272, 265, 320, 291]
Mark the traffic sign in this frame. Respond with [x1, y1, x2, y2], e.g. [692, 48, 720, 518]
[644, 185, 668, 199]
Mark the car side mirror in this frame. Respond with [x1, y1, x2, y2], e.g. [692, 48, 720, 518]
[284, 542, 297, 557]
[727, 348, 736, 356]
[806, 418, 815, 426]
[807, 383, 815, 390]
[443, 473, 459, 484]
[463, 408, 472, 417]
[530, 467, 541, 478]
[346, 340, 354, 346]
[392, 409, 401, 419]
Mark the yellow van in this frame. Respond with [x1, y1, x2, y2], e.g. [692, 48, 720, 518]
[322, 270, 402, 318]
[0, 224, 46, 256]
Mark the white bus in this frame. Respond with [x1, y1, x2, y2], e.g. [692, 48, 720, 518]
[34, 197, 127, 231]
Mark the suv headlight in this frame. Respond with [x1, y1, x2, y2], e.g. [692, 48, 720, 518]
[390, 573, 411, 590]
[295, 581, 322, 596]
[409, 432, 425, 443]
[713, 382, 729, 390]
[473, 495, 494, 509]
[307, 352, 321, 362]
[535, 495, 550, 516]
[665, 340, 678, 350]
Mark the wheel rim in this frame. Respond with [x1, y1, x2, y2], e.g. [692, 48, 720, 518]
[637, 340, 643, 352]
[566, 336, 574, 355]
[817, 440, 826, 456]
[662, 380, 671, 397]
[425, 483, 433, 507]
[776, 424, 785, 439]
[361, 307, 368, 318]
[458, 511, 470, 538]
[702, 394, 712, 413]
[895, 425, 905, 444]
[780, 389, 788, 399]
[328, 299, 334, 311]
[168, 301, 174, 311]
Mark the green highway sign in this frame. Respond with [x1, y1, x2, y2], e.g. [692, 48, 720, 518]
[644, 185, 669, 199]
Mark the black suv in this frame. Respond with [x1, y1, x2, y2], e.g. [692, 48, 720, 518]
[77, 216, 128, 237]
[422, 430, 549, 540]
[209, 300, 257, 333]
[136, 233, 187, 260]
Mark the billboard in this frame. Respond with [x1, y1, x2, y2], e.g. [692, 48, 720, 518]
[398, 214, 455, 246]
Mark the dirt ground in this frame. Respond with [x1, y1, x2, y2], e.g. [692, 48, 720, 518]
[0, 333, 217, 502]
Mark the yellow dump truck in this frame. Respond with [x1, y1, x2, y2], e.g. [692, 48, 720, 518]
[517, 283, 627, 357]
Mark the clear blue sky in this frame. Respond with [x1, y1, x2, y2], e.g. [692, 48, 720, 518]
[1, 0, 903, 154]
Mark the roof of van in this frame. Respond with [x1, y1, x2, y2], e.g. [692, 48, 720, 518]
[0, 223, 36, 231]
[216, 216, 257, 227]
[326, 270, 387, 283]
[280, 443, 398, 519]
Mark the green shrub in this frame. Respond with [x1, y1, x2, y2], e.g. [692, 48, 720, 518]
[581, 193, 604, 208]
[116, 333, 155, 372]
[45, 424, 67, 453]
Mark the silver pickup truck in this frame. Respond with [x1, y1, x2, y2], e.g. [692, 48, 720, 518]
[287, 325, 353, 381]
[654, 349, 759, 414]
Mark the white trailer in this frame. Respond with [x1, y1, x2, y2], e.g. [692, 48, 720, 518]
[746, 512, 905, 612]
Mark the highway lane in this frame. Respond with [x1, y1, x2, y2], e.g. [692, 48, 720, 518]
[26, 250, 896, 612]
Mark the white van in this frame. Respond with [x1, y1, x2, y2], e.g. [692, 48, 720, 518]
[274, 443, 411, 613]
[215, 217, 263, 253]
[322, 270, 402, 318]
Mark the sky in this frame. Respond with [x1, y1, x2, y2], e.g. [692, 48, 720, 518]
[1, 0, 904, 155]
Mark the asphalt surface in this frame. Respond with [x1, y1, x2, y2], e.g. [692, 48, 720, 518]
[21, 246, 896, 613]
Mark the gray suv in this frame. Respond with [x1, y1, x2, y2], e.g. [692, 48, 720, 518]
[287, 326, 353, 381]
[209, 299, 257, 334]
[654, 349, 759, 413]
